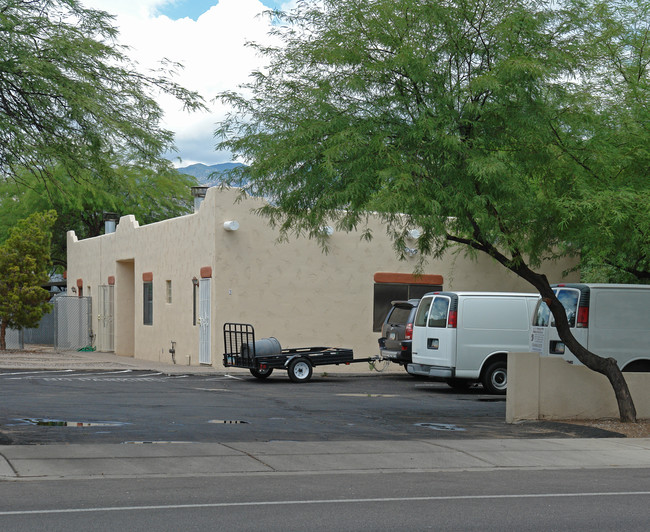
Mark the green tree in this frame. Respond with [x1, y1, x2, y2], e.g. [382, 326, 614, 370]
[0, 165, 198, 268]
[217, 0, 650, 421]
[0, 211, 57, 350]
[0, 0, 205, 185]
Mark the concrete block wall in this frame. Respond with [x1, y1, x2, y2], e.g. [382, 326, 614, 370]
[506, 352, 650, 422]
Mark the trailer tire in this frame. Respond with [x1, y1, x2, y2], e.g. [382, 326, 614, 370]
[482, 360, 507, 395]
[288, 358, 313, 383]
[250, 367, 273, 380]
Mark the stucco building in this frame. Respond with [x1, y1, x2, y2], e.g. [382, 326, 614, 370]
[66, 187, 578, 371]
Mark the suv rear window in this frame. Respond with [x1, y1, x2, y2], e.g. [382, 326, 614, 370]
[387, 306, 412, 325]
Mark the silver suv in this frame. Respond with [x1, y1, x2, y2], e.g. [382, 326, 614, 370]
[378, 299, 419, 371]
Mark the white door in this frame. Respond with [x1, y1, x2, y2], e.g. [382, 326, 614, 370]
[198, 278, 211, 364]
[412, 295, 455, 369]
[423, 295, 455, 368]
[97, 285, 114, 352]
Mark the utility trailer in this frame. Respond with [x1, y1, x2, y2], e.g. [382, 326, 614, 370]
[223, 323, 374, 382]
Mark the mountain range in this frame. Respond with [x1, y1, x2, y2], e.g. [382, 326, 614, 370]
[177, 162, 244, 185]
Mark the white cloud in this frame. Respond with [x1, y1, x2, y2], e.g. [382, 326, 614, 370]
[80, 0, 282, 166]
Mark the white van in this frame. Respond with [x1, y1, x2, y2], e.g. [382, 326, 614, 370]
[408, 292, 539, 394]
[530, 283, 650, 371]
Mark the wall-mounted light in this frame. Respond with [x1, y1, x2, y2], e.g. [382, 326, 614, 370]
[321, 225, 334, 236]
[405, 247, 418, 257]
[223, 220, 239, 231]
[407, 229, 421, 240]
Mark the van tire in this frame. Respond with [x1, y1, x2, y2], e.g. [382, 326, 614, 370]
[482, 361, 507, 395]
[288, 357, 313, 383]
[446, 378, 471, 391]
[622, 360, 650, 372]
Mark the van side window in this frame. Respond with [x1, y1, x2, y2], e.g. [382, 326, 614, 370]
[414, 297, 432, 327]
[428, 297, 449, 328]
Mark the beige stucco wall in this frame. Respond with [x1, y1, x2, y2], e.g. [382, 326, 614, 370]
[506, 352, 650, 421]
[67, 187, 578, 370]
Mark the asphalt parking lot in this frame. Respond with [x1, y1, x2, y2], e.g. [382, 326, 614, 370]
[0, 369, 618, 445]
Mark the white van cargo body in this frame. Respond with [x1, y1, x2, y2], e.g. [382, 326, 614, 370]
[408, 292, 539, 394]
[530, 283, 650, 371]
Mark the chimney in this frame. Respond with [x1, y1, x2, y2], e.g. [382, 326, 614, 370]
[103, 212, 120, 234]
[191, 185, 209, 212]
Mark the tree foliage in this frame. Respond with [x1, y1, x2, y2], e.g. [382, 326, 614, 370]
[217, 0, 650, 421]
[0, 210, 56, 350]
[0, 165, 197, 268]
[0, 0, 206, 185]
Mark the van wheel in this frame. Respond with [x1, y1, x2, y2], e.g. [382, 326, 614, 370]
[622, 360, 650, 372]
[446, 378, 471, 391]
[250, 367, 273, 380]
[482, 361, 507, 395]
[288, 358, 313, 383]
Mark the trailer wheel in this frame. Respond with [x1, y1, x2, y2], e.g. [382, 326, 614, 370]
[250, 367, 273, 380]
[482, 360, 507, 395]
[288, 358, 313, 383]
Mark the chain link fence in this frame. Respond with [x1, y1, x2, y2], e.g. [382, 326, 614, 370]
[23, 305, 55, 345]
[7, 296, 93, 351]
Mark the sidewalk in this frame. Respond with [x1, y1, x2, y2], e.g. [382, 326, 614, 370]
[2, 347, 650, 481]
[0, 346, 227, 375]
[2, 438, 650, 480]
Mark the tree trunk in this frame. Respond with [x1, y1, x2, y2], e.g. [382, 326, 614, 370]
[521, 269, 637, 422]
[0, 321, 6, 351]
[446, 236, 638, 422]
[542, 290, 637, 423]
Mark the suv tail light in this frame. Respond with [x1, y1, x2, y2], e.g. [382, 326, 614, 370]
[447, 310, 457, 328]
[577, 306, 589, 328]
[405, 323, 413, 340]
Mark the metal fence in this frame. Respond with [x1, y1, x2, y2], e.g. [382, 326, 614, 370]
[9, 296, 93, 351]
[23, 306, 55, 345]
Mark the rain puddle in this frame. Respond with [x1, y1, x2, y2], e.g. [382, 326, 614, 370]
[14, 418, 128, 427]
[415, 422, 466, 432]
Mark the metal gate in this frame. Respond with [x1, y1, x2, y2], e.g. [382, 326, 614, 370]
[198, 278, 211, 364]
[98, 285, 115, 352]
[54, 296, 93, 350]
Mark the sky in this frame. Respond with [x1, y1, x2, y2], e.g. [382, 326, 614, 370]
[81, 0, 296, 167]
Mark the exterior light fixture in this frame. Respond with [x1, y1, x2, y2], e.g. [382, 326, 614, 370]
[321, 225, 334, 236]
[407, 229, 421, 240]
[405, 247, 418, 257]
[223, 220, 239, 231]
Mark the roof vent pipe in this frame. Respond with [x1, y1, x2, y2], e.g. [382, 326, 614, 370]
[191, 185, 209, 212]
[103, 212, 120, 234]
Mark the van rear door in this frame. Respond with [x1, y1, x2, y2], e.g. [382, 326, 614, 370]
[412, 294, 456, 373]
[531, 286, 588, 363]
